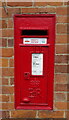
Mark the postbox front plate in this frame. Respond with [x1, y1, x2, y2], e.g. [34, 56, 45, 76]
[14, 14, 55, 110]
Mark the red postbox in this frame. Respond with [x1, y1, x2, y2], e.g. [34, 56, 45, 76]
[14, 14, 55, 110]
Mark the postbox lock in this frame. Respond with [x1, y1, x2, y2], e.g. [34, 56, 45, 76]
[22, 97, 30, 103]
[24, 72, 30, 79]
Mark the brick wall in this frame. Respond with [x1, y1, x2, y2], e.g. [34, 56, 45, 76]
[0, 0, 69, 119]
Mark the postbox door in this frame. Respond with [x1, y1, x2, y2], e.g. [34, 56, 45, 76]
[19, 45, 49, 106]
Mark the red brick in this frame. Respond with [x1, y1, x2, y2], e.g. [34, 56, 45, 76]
[55, 65, 67, 73]
[2, 2, 6, 7]
[22, 8, 38, 13]
[57, 16, 67, 23]
[10, 78, 14, 85]
[48, 2, 63, 6]
[0, 84, 2, 94]
[8, 39, 13, 47]
[56, 7, 67, 15]
[2, 79, 8, 85]
[56, 35, 67, 44]
[0, 8, 2, 18]
[2, 48, 14, 57]
[10, 95, 14, 102]
[2, 38, 7, 47]
[66, 111, 69, 120]
[2, 8, 21, 18]
[9, 59, 14, 67]
[7, 2, 32, 6]
[2, 58, 8, 67]
[7, 19, 13, 28]
[55, 84, 67, 91]
[2, 78, 8, 85]
[2, 111, 10, 118]
[55, 93, 67, 101]
[0, 20, 2, 28]
[34, 1, 46, 6]
[55, 102, 67, 110]
[56, 45, 67, 54]
[67, 84, 69, 92]
[0, 29, 2, 37]
[0, 68, 2, 77]
[57, 24, 67, 34]
[34, 2, 63, 6]
[2, 29, 14, 37]
[2, 86, 14, 94]
[2, 20, 7, 28]
[0, 58, 2, 67]
[0, 1, 2, 7]
[2, 103, 14, 110]
[38, 111, 64, 118]
[64, 2, 69, 5]
[68, 24, 69, 34]
[22, 7, 56, 13]
[0, 95, 9, 102]
[0, 111, 2, 118]
[2, 68, 14, 76]
[0, 38, 2, 47]
[67, 93, 69, 101]
[11, 110, 36, 118]
[55, 74, 67, 84]
[55, 55, 68, 63]
[0, 78, 2, 85]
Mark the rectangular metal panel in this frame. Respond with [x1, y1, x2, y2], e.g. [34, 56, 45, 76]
[14, 14, 55, 110]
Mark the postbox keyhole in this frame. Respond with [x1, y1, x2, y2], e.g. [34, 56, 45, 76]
[24, 72, 30, 79]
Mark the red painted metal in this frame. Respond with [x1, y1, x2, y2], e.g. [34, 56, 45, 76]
[14, 14, 55, 110]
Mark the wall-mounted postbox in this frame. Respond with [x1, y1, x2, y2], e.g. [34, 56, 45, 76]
[14, 14, 55, 110]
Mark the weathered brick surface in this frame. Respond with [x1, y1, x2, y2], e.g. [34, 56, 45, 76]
[2, 68, 14, 76]
[56, 45, 68, 54]
[55, 102, 67, 110]
[2, 86, 14, 94]
[22, 7, 56, 13]
[57, 16, 67, 23]
[2, 48, 14, 57]
[7, 19, 13, 28]
[10, 78, 14, 85]
[55, 65, 67, 73]
[0, 20, 2, 29]
[2, 29, 14, 37]
[0, 95, 9, 102]
[34, 2, 63, 6]
[2, 78, 8, 85]
[55, 55, 68, 63]
[8, 39, 13, 47]
[2, 38, 7, 47]
[2, 8, 21, 18]
[7, 2, 32, 6]
[56, 35, 67, 44]
[67, 93, 69, 101]
[9, 59, 14, 67]
[55, 93, 67, 101]
[2, 58, 8, 67]
[2, 111, 10, 118]
[56, 7, 67, 15]
[1, 1, 68, 119]
[57, 24, 67, 34]
[9, 95, 14, 102]
[55, 84, 67, 91]
[38, 111, 64, 118]
[55, 74, 67, 84]
[11, 110, 36, 118]
[2, 103, 14, 110]
[2, 20, 7, 28]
